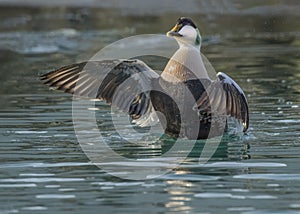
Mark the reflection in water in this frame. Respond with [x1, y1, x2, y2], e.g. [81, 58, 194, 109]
[0, 2, 300, 213]
[160, 134, 251, 162]
[165, 180, 193, 213]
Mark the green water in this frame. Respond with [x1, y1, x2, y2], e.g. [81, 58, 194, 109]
[0, 3, 300, 214]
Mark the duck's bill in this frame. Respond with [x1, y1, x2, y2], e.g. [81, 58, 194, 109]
[166, 24, 183, 37]
[166, 31, 183, 37]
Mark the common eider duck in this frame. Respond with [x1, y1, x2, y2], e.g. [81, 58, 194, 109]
[40, 17, 249, 140]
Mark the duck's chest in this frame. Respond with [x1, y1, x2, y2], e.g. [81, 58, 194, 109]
[152, 78, 211, 105]
[149, 78, 214, 139]
[150, 78, 211, 121]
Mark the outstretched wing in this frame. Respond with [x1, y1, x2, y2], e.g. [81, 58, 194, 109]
[196, 72, 249, 132]
[40, 59, 159, 121]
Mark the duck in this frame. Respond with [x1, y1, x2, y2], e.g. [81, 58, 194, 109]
[40, 17, 249, 140]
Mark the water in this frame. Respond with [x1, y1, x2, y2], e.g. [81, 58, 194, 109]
[1, 3, 300, 213]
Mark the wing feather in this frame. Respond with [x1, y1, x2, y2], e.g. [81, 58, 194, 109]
[40, 59, 159, 122]
[196, 72, 249, 132]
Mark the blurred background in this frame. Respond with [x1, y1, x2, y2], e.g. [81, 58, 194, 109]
[0, 0, 300, 213]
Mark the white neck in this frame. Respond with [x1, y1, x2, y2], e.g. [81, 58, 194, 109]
[161, 44, 210, 82]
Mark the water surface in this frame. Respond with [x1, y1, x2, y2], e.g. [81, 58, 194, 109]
[0, 3, 300, 214]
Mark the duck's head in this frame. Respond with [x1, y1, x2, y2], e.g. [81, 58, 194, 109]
[167, 17, 201, 47]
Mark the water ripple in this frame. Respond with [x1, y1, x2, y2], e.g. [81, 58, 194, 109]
[0, 178, 85, 183]
[233, 174, 300, 180]
[194, 193, 277, 199]
[22, 206, 48, 211]
[0, 183, 37, 188]
[179, 161, 287, 168]
[0, 162, 92, 169]
[160, 174, 220, 181]
[36, 194, 76, 199]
